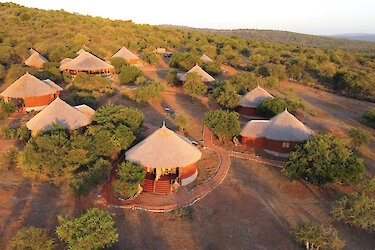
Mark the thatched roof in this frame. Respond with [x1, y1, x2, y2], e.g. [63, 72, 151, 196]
[180, 64, 215, 82]
[25, 51, 48, 67]
[75, 104, 96, 119]
[241, 110, 314, 141]
[26, 97, 94, 131]
[0, 73, 62, 98]
[77, 49, 86, 55]
[200, 54, 213, 63]
[112, 47, 139, 60]
[59, 52, 114, 71]
[240, 86, 273, 108]
[126, 124, 202, 168]
[60, 58, 73, 65]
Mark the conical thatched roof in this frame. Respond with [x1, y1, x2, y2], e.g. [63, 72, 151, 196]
[112, 47, 139, 60]
[126, 124, 202, 168]
[241, 110, 313, 141]
[264, 110, 314, 141]
[0, 73, 62, 98]
[181, 64, 215, 82]
[59, 52, 114, 71]
[200, 54, 213, 63]
[25, 51, 48, 67]
[26, 97, 94, 131]
[60, 58, 73, 65]
[240, 86, 273, 108]
[75, 104, 96, 119]
[77, 49, 86, 55]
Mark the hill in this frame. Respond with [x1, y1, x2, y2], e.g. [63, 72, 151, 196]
[160, 25, 375, 52]
[330, 33, 375, 42]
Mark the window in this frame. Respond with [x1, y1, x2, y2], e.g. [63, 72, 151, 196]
[282, 142, 290, 148]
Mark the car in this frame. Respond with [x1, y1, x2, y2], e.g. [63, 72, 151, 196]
[164, 53, 173, 57]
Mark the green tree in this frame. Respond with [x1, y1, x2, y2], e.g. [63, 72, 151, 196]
[0, 146, 19, 172]
[56, 208, 118, 249]
[268, 76, 279, 88]
[210, 83, 241, 109]
[113, 161, 145, 197]
[331, 193, 375, 232]
[1, 101, 18, 116]
[175, 114, 189, 131]
[291, 222, 345, 250]
[8, 226, 54, 250]
[283, 133, 366, 186]
[118, 65, 145, 85]
[257, 97, 287, 118]
[166, 70, 178, 85]
[349, 127, 371, 150]
[202, 62, 221, 76]
[258, 65, 270, 77]
[363, 108, 375, 125]
[109, 57, 128, 73]
[183, 72, 207, 97]
[202, 109, 241, 141]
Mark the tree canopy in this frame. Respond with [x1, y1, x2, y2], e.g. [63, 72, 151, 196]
[283, 133, 366, 186]
[112, 161, 145, 197]
[257, 97, 304, 118]
[210, 82, 241, 109]
[202, 109, 241, 140]
[183, 72, 207, 96]
[8, 226, 54, 250]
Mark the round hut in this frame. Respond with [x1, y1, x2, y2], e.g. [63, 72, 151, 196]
[237, 86, 273, 117]
[241, 110, 314, 157]
[179, 64, 215, 84]
[59, 51, 114, 77]
[25, 50, 49, 69]
[0, 73, 62, 112]
[125, 123, 202, 194]
[200, 54, 213, 63]
[111, 47, 139, 65]
[26, 97, 95, 136]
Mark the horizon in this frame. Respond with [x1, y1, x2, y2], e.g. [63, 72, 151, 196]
[5, 0, 375, 36]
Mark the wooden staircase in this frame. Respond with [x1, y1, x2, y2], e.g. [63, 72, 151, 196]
[155, 180, 171, 194]
[141, 179, 154, 193]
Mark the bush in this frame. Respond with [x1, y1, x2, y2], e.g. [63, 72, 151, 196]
[210, 82, 240, 109]
[129, 81, 165, 103]
[175, 114, 189, 131]
[258, 65, 271, 77]
[135, 75, 147, 85]
[17, 125, 31, 142]
[363, 107, 375, 125]
[349, 127, 371, 150]
[202, 109, 241, 141]
[166, 70, 178, 85]
[283, 133, 366, 186]
[118, 65, 144, 84]
[56, 208, 118, 249]
[0, 146, 19, 172]
[0, 125, 16, 140]
[183, 72, 207, 96]
[172, 207, 194, 221]
[257, 97, 304, 118]
[113, 161, 145, 197]
[109, 57, 128, 73]
[202, 62, 221, 76]
[1, 101, 18, 115]
[8, 226, 54, 250]
[268, 76, 279, 88]
[331, 193, 375, 232]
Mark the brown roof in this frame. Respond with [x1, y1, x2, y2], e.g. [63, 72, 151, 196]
[200, 54, 213, 63]
[25, 51, 48, 68]
[60, 58, 73, 65]
[59, 52, 114, 71]
[26, 97, 94, 131]
[180, 64, 215, 82]
[0, 73, 62, 98]
[241, 110, 314, 141]
[77, 49, 86, 55]
[240, 86, 273, 108]
[112, 47, 139, 60]
[126, 123, 202, 168]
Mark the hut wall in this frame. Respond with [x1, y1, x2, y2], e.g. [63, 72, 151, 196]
[180, 162, 198, 186]
[264, 138, 299, 154]
[127, 59, 139, 65]
[241, 136, 265, 149]
[236, 106, 258, 117]
[23, 93, 58, 111]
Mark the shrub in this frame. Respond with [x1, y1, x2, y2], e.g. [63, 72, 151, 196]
[202, 62, 221, 76]
[109, 57, 128, 73]
[0, 146, 19, 172]
[8, 226, 54, 250]
[331, 193, 375, 232]
[268, 76, 279, 88]
[283, 133, 366, 186]
[175, 114, 189, 131]
[202, 109, 241, 141]
[118, 65, 144, 84]
[349, 127, 371, 150]
[0, 125, 16, 140]
[17, 125, 31, 142]
[135, 75, 147, 85]
[113, 161, 145, 197]
[183, 72, 207, 96]
[172, 207, 194, 222]
[363, 107, 375, 125]
[1, 101, 18, 115]
[166, 70, 178, 85]
[258, 65, 271, 77]
[56, 208, 118, 249]
[210, 82, 240, 109]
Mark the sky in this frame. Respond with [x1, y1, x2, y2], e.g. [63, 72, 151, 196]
[7, 0, 375, 35]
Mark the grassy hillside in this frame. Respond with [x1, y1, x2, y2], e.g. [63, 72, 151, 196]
[0, 2, 374, 101]
[161, 25, 375, 53]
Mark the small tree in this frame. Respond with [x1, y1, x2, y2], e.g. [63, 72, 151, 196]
[113, 161, 146, 197]
[291, 222, 345, 250]
[56, 208, 118, 249]
[166, 70, 178, 85]
[363, 107, 375, 125]
[8, 226, 54, 250]
[0, 145, 19, 172]
[183, 72, 207, 97]
[349, 127, 371, 150]
[202, 109, 241, 141]
[175, 114, 189, 131]
[283, 133, 366, 186]
[268, 76, 279, 88]
[331, 193, 375, 232]
[210, 83, 241, 109]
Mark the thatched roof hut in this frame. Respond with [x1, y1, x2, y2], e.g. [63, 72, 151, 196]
[240, 86, 273, 108]
[60, 58, 73, 66]
[200, 54, 213, 63]
[77, 49, 86, 55]
[26, 97, 94, 132]
[112, 47, 139, 60]
[126, 123, 202, 168]
[180, 64, 215, 83]
[1, 73, 62, 98]
[25, 50, 48, 68]
[59, 51, 114, 72]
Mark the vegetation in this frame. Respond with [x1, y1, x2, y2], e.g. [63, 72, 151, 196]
[8, 226, 54, 250]
[169, 52, 200, 71]
[363, 108, 375, 126]
[348, 127, 371, 150]
[118, 65, 145, 85]
[166, 70, 179, 85]
[112, 161, 146, 197]
[331, 193, 375, 232]
[171, 207, 194, 222]
[203, 109, 241, 141]
[0, 146, 19, 173]
[202, 62, 221, 76]
[257, 97, 304, 118]
[128, 80, 165, 103]
[0, 101, 18, 117]
[283, 133, 366, 186]
[210, 83, 241, 109]
[175, 114, 189, 131]
[56, 208, 118, 249]
[360, 176, 375, 191]
[291, 222, 345, 250]
[183, 72, 207, 97]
